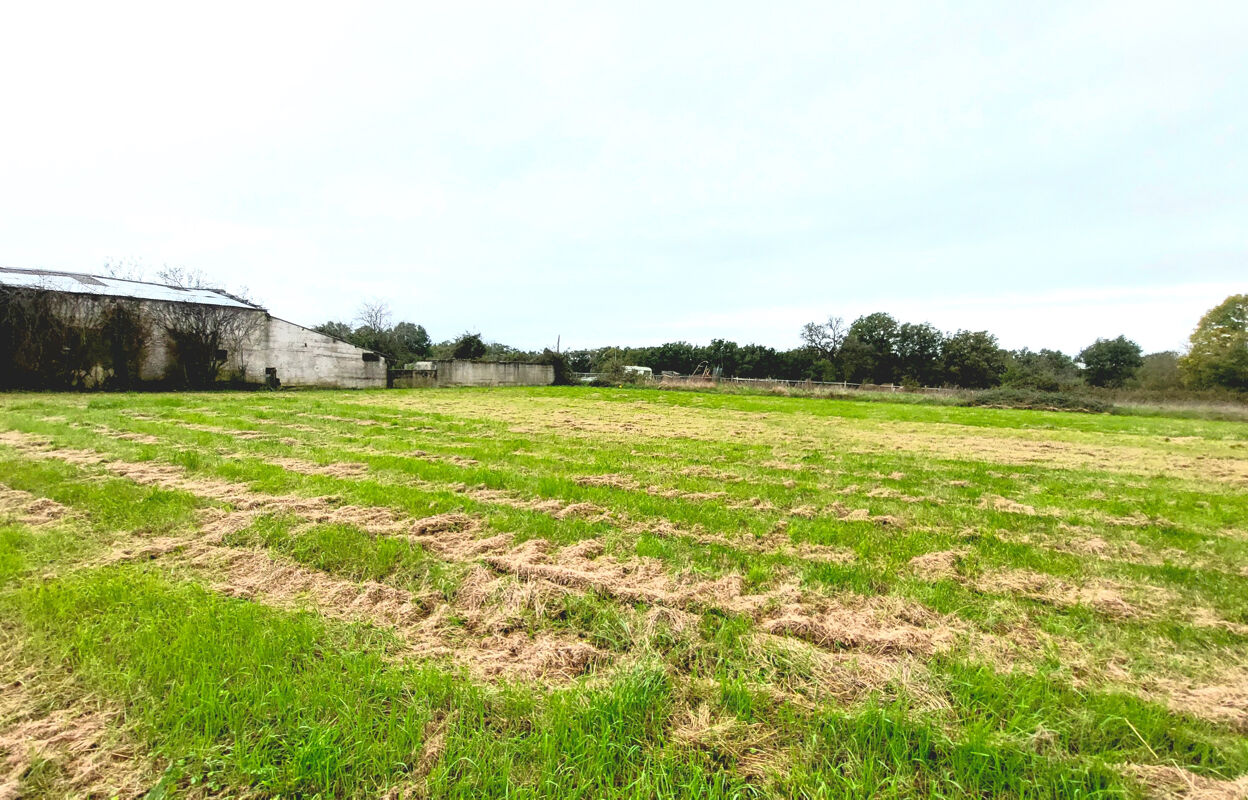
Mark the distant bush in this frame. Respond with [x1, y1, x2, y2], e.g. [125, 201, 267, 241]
[535, 348, 575, 386]
[451, 332, 487, 360]
[962, 388, 1114, 413]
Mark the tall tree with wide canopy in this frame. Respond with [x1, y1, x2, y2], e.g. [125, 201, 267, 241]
[1078, 336, 1143, 388]
[1179, 294, 1248, 390]
[843, 312, 900, 384]
[943, 330, 1007, 389]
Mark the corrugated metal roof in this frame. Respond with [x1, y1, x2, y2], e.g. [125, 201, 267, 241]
[0, 267, 261, 310]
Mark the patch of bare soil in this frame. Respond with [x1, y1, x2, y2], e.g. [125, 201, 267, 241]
[0, 485, 71, 526]
[1126, 764, 1248, 800]
[574, 474, 641, 490]
[0, 661, 154, 800]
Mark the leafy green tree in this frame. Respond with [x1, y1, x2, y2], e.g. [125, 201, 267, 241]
[844, 312, 900, 383]
[943, 330, 1007, 388]
[483, 341, 524, 361]
[536, 348, 575, 385]
[313, 321, 354, 341]
[645, 342, 699, 374]
[1078, 336, 1143, 388]
[1003, 348, 1080, 391]
[451, 332, 487, 360]
[896, 322, 944, 386]
[1179, 295, 1248, 390]
[704, 338, 741, 377]
[563, 349, 596, 373]
[1137, 351, 1183, 391]
[736, 344, 781, 379]
[392, 322, 431, 359]
[775, 347, 820, 381]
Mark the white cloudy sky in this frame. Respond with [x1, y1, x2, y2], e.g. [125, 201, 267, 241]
[1, 1, 1244, 354]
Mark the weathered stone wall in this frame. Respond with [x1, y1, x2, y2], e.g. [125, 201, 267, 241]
[390, 360, 554, 388]
[234, 317, 387, 389]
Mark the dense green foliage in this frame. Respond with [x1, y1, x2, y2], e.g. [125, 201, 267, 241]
[313, 318, 433, 366]
[450, 331, 488, 360]
[1078, 336, 1144, 388]
[1180, 294, 1248, 390]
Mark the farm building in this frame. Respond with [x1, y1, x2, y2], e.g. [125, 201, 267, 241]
[0, 267, 387, 389]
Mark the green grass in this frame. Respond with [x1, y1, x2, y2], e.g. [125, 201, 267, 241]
[1, 386, 1245, 797]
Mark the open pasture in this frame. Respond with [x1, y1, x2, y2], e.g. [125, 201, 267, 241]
[1, 387, 1247, 798]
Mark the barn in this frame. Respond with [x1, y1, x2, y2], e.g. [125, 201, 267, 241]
[0, 267, 387, 389]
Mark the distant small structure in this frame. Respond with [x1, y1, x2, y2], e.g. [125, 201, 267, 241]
[0, 267, 387, 389]
[389, 359, 554, 388]
[623, 365, 652, 377]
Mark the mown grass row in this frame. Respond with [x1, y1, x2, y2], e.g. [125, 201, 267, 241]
[2, 402, 1246, 710]
[5, 399, 1246, 641]
[0, 544, 1192, 798]
[2, 449, 1246, 798]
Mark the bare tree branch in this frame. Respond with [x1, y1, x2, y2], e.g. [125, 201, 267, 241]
[356, 300, 392, 332]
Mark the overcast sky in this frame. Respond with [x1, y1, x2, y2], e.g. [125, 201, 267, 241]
[1, 1, 1244, 355]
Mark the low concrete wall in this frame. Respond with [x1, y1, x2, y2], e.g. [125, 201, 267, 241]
[390, 360, 554, 388]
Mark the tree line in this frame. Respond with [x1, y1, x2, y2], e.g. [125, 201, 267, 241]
[319, 294, 1247, 393]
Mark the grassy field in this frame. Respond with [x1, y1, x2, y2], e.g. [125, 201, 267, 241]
[1, 386, 1246, 799]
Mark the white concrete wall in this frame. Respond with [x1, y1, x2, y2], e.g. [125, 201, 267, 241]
[435, 360, 554, 387]
[234, 317, 387, 388]
[133, 301, 385, 388]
